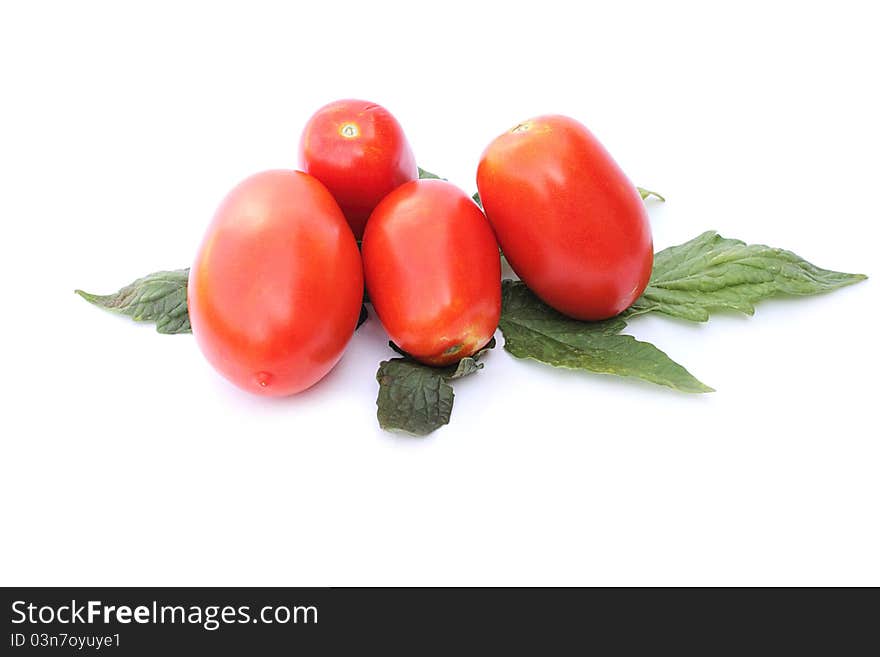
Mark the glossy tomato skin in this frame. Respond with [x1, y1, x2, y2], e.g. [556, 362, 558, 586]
[298, 99, 418, 240]
[188, 170, 363, 396]
[362, 179, 501, 366]
[476, 115, 653, 320]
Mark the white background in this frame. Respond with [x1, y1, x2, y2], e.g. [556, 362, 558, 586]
[1, 1, 878, 586]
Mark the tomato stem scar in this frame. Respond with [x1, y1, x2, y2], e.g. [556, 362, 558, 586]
[339, 123, 360, 138]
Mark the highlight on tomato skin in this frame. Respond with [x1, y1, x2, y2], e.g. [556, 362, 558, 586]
[188, 169, 364, 397]
[362, 179, 501, 367]
[298, 99, 418, 240]
[476, 114, 653, 321]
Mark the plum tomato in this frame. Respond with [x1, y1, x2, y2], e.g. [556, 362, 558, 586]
[476, 115, 653, 320]
[362, 179, 501, 366]
[298, 99, 418, 240]
[188, 170, 363, 396]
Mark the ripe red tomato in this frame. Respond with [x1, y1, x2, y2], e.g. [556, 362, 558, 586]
[362, 179, 501, 366]
[298, 99, 418, 240]
[476, 115, 653, 320]
[188, 170, 363, 396]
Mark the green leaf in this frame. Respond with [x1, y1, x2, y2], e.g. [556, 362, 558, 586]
[376, 338, 495, 436]
[472, 191, 482, 208]
[499, 281, 712, 393]
[627, 231, 868, 322]
[76, 269, 191, 334]
[80, 267, 371, 335]
[637, 187, 665, 202]
[417, 167, 445, 180]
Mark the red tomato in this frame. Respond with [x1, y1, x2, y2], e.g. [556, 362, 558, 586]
[188, 170, 363, 396]
[476, 115, 653, 320]
[298, 99, 418, 240]
[362, 179, 501, 366]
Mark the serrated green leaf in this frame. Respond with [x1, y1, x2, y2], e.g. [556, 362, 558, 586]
[376, 360, 455, 436]
[76, 269, 191, 334]
[627, 231, 867, 321]
[417, 167, 445, 180]
[499, 281, 712, 393]
[376, 338, 495, 436]
[637, 187, 665, 202]
[80, 268, 371, 335]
